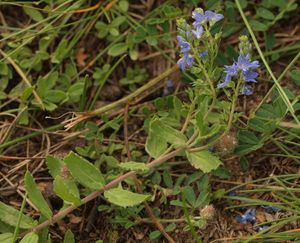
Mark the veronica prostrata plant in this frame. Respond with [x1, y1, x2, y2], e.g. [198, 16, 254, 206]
[4, 7, 261, 243]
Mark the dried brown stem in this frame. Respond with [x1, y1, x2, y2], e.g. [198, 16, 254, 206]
[21, 148, 183, 236]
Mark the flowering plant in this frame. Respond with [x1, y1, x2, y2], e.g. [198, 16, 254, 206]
[177, 8, 259, 96]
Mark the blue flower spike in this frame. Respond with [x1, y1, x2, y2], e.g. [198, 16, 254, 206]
[217, 36, 259, 95]
[176, 8, 223, 72]
[236, 208, 256, 224]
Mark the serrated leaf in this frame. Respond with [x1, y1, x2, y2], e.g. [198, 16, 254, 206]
[0, 201, 36, 229]
[248, 118, 277, 133]
[145, 129, 168, 159]
[151, 119, 187, 147]
[104, 188, 150, 207]
[186, 150, 221, 173]
[107, 43, 128, 56]
[63, 229, 75, 243]
[25, 171, 52, 219]
[238, 130, 260, 145]
[119, 162, 149, 172]
[46, 155, 64, 178]
[234, 144, 264, 156]
[20, 232, 39, 243]
[0, 233, 13, 243]
[64, 152, 105, 190]
[53, 175, 81, 206]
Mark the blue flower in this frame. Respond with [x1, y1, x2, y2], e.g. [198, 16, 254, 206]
[204, 10, 224, 22]
[177, 54, 194, 71]
[236, 54, 259, 71]
[192, 10, 207, 26]
[177, 36, 191, 54]
[243, 70, 258, 82]
[217, 63, 238, 88]
[192, 9, 224, 27]
[166, 80, 174, 88]
[192, 25, 204, 39]
[262, 206, 281, 214]
[200, 51, 208, 58]
[236, 208, 256, 224]
[258, 225, 269, 232]
[217, 54, 259, 94]
[227, 191, 237, 196]
[241, 84, 253, 95]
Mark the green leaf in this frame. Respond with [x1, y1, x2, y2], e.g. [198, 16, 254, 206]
[53, 175, 81, 206]
[46, 155, 64, 178]
[0, 201, 36, 229]
[104, 188, 150, 207]
[64, 152, 105, 190]
[20, 232, 39, 243]
[25, 171, 52, 219]
[107, 43, 128, 56]
[68, 82, 84, 102]
[145, 129, 168, 159]
[110, 16, 126, 27]
[119, 162, 150, 172]
[186, 150, 221, 173]
[45, 90, 66, 103]
[118, 0, 129, 12]
[95, 22, 108, 38]
[51, 39, 68, 63]
[63, 229, 75, 243]
[249, 20, 268, 31]
[234, 131, 264, 155]
[151, 119, 187, 147]
[256, 7, 275, 20]
[24, 6, 44, 22]
[291, 70, 300, 86]
[149, 230, 161, 240]
[0, 233, 13, 243]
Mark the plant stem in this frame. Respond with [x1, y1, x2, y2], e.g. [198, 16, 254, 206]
[12, 194, 27, 243]
[21, 148, 184, 236]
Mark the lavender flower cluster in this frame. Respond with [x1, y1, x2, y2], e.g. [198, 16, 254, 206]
[217, 53, 259, 95]
[177, 8, 223, 71]
[177, 9, 260, 96]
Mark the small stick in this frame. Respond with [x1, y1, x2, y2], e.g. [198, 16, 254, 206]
[21, 148, 183, 236]
[123, 104, 175, 243]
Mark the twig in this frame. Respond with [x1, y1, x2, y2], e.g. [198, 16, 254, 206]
[124, 104, 131, 160]
[63, 65, 178, 129]
[123, 104, 175, 243]
[21, 148, 183, 236]
[133, 175, 176, 243]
